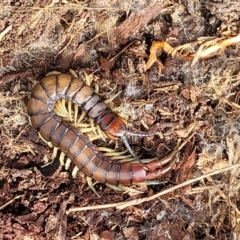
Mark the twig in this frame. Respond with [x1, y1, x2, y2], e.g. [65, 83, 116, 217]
[0, 25, 12, 42]
[0, 195, 23, 210]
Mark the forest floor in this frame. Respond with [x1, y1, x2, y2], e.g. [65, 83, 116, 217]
[0, 0, 240, 239]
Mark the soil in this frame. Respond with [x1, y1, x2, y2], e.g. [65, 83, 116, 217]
[0, 0, 240, 239]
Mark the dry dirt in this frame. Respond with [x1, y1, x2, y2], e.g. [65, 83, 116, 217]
[1, 0, 240, 239]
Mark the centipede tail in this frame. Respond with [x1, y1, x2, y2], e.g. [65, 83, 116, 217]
[27, 72, 178, 189]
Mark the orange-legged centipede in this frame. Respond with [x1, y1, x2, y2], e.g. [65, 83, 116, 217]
[27, 72, 179, 187]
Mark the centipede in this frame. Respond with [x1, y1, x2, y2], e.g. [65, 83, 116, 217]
[27, 72, 179, 190]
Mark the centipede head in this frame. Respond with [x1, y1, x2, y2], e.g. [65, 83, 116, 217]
[103, 115, 155, 164]
[104, 116, 128, 139]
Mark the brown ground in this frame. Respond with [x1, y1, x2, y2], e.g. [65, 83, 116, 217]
[1, 0, 240, 239]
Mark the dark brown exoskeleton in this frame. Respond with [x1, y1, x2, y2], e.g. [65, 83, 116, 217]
[27, 73, 178, 186]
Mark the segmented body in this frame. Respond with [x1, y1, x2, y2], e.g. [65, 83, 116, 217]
[27, 73, 177, 186]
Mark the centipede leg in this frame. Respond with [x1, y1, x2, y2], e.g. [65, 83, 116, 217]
[87, 177, 100, 197]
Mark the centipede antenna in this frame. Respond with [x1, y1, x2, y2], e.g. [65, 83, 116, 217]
[121, 135, 139, 160]
[120, 136, 154, 171]
[125, 130, 154, 137]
